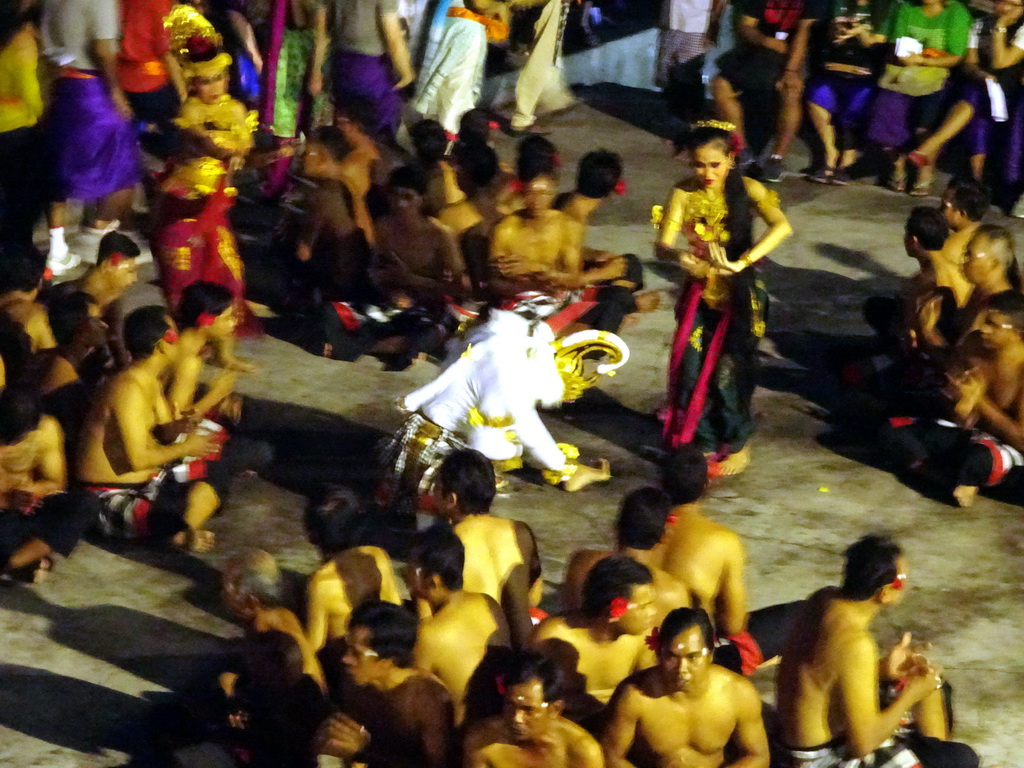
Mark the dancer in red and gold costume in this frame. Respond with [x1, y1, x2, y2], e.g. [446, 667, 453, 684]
[151, 10, 257, 330]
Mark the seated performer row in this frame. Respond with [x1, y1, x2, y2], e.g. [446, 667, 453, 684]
[194, 447, 980, 768]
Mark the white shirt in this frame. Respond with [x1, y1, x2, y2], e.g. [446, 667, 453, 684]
[42, 0, 120, 70]
[661, 0, 714, 34]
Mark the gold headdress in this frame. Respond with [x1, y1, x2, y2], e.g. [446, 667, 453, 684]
[551, 330, 630, 402]
[164, 4, 232, 79]
[693, 119, 737, 133]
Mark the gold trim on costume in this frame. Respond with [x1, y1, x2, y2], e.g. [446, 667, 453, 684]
[693, 119, 737, 133]
[542, 443, 580, 486]
[468, 408, 515, 429]
[552, 330, 630, 402]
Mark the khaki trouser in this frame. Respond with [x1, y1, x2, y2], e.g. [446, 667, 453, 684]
[511, 0, 575, 129]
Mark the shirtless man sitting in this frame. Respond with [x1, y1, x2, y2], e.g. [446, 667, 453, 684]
[321, 600, 455, 768]
[555, 150, 659, 331]
[47, 231, 141, 371]
[884, 290, 1024, 507]
[489, 158, 584, 301]
[0, 388, 98, 582]
[76, 306, 223, 551]
[463, 651, 604, 768]
[533, 556, 657, 722]
[435, 449, 540, 649]
[409, 522, 511, 724]
[0, 244, 56, 353]
[305, 487, 403, 650]
[601, 607, 769, 768]
[562, 487, 690, 623]
[776, 534, 978, 768]
[660, 447, 800, 674]
[221, 549, 327, 690]
[938, 178, 989, 272]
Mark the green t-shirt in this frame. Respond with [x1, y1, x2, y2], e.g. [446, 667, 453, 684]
[884, 0, 972, 55]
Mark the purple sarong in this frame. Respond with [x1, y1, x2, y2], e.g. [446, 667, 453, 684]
[867, 85, 949, 151]
[332, 49, 403, 140]
[957, 80, 1000, 159]
[1006, 94, 1024, 186]
[47, 73, 142, 200]
[807, 73, 875, 128]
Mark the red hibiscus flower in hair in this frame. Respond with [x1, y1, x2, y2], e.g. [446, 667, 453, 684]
[509, 179, 525, 193]
[609, 596, 630, 619]
[644, 626, 661, 651]
[666, 512, 678, 527]
[614, 178, 627, 196]
[495, 674, 508, 695]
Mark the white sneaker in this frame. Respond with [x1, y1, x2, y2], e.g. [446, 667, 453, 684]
[47, 233, 82, 278]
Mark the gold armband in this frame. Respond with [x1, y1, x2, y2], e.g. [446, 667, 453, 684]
[541, 443, 580, 486]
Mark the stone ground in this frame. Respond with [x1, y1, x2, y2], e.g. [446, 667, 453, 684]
[3, 88, 1024, 767]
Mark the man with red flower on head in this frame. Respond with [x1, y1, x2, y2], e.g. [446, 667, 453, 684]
[532, 556, 657, 724]
[601, 607, 769, 768]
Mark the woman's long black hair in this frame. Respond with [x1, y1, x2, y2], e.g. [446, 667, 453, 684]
[672, 125, 754, 263]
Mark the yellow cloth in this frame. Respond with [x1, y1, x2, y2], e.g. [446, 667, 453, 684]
[0, 29, 44, 133]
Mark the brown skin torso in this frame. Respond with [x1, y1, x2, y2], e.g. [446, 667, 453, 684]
[335, 670, 455, 768]
[464, 715, 603, 768]
[489, 210, 582, 294]
[0, 415, 65, 507]
[562, 550, 690, 623]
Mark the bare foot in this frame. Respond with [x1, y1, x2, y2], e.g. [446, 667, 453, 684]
[173, 528, 216, 552]
[953, 485, 978, 508]
[223, 355, 258, 373]
[717, 446, 751, 476]
[32, 556, 52, 584]
[564, 459, 611, 492]
[634, 291, 661, 313]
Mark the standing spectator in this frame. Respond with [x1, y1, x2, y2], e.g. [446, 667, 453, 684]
[42, 0, 143, 262]
[0, 0, 54, 262]
[310, 0, 416, 142]
[412, 0, 511, 137]
[657, 0, 727, 121]
[117, 0, 188, 159]
[805, 0, 886, 183]
[865, 0, 972, 196]
[509, 0, 578, 136]
[712, 0, 825, 182]
[910, 0, 1024, 186]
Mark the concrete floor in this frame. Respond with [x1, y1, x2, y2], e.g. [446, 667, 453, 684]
[2, 91, 1024, 767]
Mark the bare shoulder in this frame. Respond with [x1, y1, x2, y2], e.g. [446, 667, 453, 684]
[559, 717, 602, 761]
[308, 560, 341, 588]
[533, 613, 572, 640]
[741, 177, 770, 201]
[35, 414, 64, 444]
[464, 715, 505, 751]
[713, 664, 760, 704]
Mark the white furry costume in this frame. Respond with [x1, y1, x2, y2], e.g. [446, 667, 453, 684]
[381, 311, 575, 513]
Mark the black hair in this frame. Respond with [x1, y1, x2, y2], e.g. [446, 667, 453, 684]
[661, 445, 708, 505]
[410, 522, 465, 591]
[972, 224, 1022, 290]
[0, 242, 46, 294]
[616, 487, 672, 550]
[48, 291, 97, 347]
[178, 281, 233, 329]
[581, 555, 653, 619]
[305, 486, 363, 555]
[0, 387, 41, 445]
[946, 177, 991, 222]
[453, 141, 500, 190]
[986, 289, 1024, 332]
[97, 231, 141, 265]
[0, 0, 28, 49]
[577, 150, 623, 199]
[672, 124, 754, 262]
[658, 607, 715, 652]
[243, 629, 305, 691]
[349, 600, 418, 667]
[335, 97, 377, 132]
[311, 125, 354, 163]
[458, 109, 492, 147]
[906, 206, 949, 252]
[840, 534, 902, 600]
[410, 119, 449, 164]
[0, 314, 31, 387]
[516, 135, 558, 182]
[389, 164, 429, 197]
[123, 305, 171, 359]
[505, 651, 563, 702]
[435, 449, 496, 515]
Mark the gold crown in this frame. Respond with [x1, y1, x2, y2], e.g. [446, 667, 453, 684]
[552, 330, 630, 402]
[165, 4, 222, 58]
[693, 119, 737, 133]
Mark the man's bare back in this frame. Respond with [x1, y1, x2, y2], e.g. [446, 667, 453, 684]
[415, 590, 510, 723]
[563, 550, 689, 623]
[307, 546, 402, 649]
[491, 210, 582, 290]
